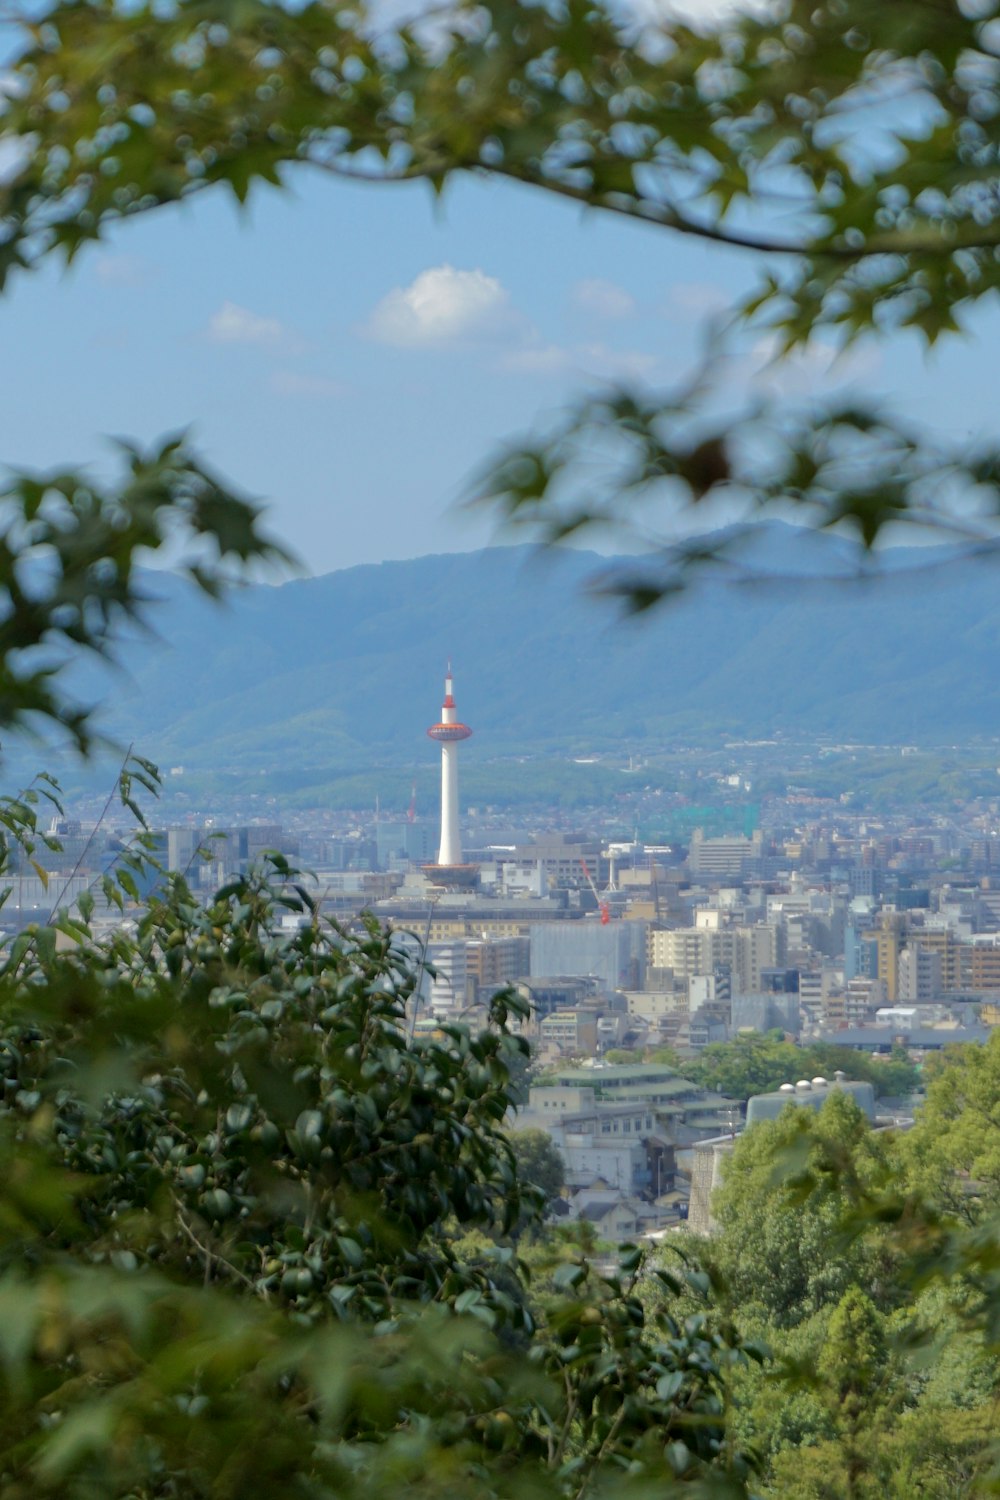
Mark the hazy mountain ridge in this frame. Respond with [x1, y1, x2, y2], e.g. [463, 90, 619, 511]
[60, 532, 1000, 778]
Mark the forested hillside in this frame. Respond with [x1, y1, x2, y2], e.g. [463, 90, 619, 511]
[58, 531, 1000, 779]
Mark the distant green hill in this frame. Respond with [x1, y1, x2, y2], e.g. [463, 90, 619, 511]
[31, 530, 1000, 797]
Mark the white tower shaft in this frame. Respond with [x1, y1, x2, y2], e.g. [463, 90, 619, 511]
[427, 667, 471, 868]
[438, 740, 461, 865]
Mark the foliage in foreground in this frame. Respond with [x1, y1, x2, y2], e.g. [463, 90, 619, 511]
[0, 828, 760, 1497]
[685, 1078, 1000, 1496]
[5, 796, 1000, 1497]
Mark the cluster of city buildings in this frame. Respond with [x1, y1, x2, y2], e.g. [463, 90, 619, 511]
[13, 669, 1000, 1238]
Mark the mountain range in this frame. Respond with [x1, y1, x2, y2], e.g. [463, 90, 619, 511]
[33, 527, 1000, 797]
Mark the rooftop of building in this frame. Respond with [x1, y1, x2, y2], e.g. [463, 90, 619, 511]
[745, 1073, 876, 1125]
[818, 1024, 992, 1048]
[544, 1063, 683, 1085]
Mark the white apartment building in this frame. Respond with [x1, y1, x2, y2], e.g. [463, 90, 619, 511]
[425, 940, 469, 1019]
[688, 829, 763, 878]
[898, 944, 943, 1003]
[622, 990, 688, 1024]
[649, 924, 777, 996]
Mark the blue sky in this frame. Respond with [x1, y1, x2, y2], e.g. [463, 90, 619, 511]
[4, 159, 1000, 578]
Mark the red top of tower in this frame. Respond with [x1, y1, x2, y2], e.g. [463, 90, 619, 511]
[428, 661, 472, 741]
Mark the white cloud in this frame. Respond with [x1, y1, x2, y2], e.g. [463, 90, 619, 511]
[572, 278, 636, 320]
[270, 370, 346, 399]
[366, 264, 511, 347]
[208, 301, 291, 349]
[366, 264, 656, 382]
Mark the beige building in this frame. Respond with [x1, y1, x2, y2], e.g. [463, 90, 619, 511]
[465, 936, 530, 1000]
[621, 990, 688, 1025]
[822, 977, 887, 1029]
[970, 941, 1000, 993]
[876, 911, 906, 1003]
[648, 923, 777, 996]
[909, 928, 965, 991]
[539, 1009, 599, 1055]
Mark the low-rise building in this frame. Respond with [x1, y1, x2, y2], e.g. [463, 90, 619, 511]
[539, 1008, 599, 1055]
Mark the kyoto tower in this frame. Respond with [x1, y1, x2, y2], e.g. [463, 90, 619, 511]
[426, 663, 473, 875]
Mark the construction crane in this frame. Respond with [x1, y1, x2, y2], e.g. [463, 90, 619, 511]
[580, 857, 610, 924]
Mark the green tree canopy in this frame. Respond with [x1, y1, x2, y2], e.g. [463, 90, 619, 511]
[2, 866, 541, 1320]
[898, 1030, 1000, 1223]
[688, 1034, 919, 1104]
[688, 1094, 1000, 1496]
[709, 1092, 896, 1328]
[818, 1287, 893, 1433]
[0, 832, 763, 1496]
[687, 1032, 808, 1103]
[507, 1127, 566, 1207]
[0, 439, 287, 757]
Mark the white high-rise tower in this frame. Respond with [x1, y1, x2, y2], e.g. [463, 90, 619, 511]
[426, 664, 472, 868]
